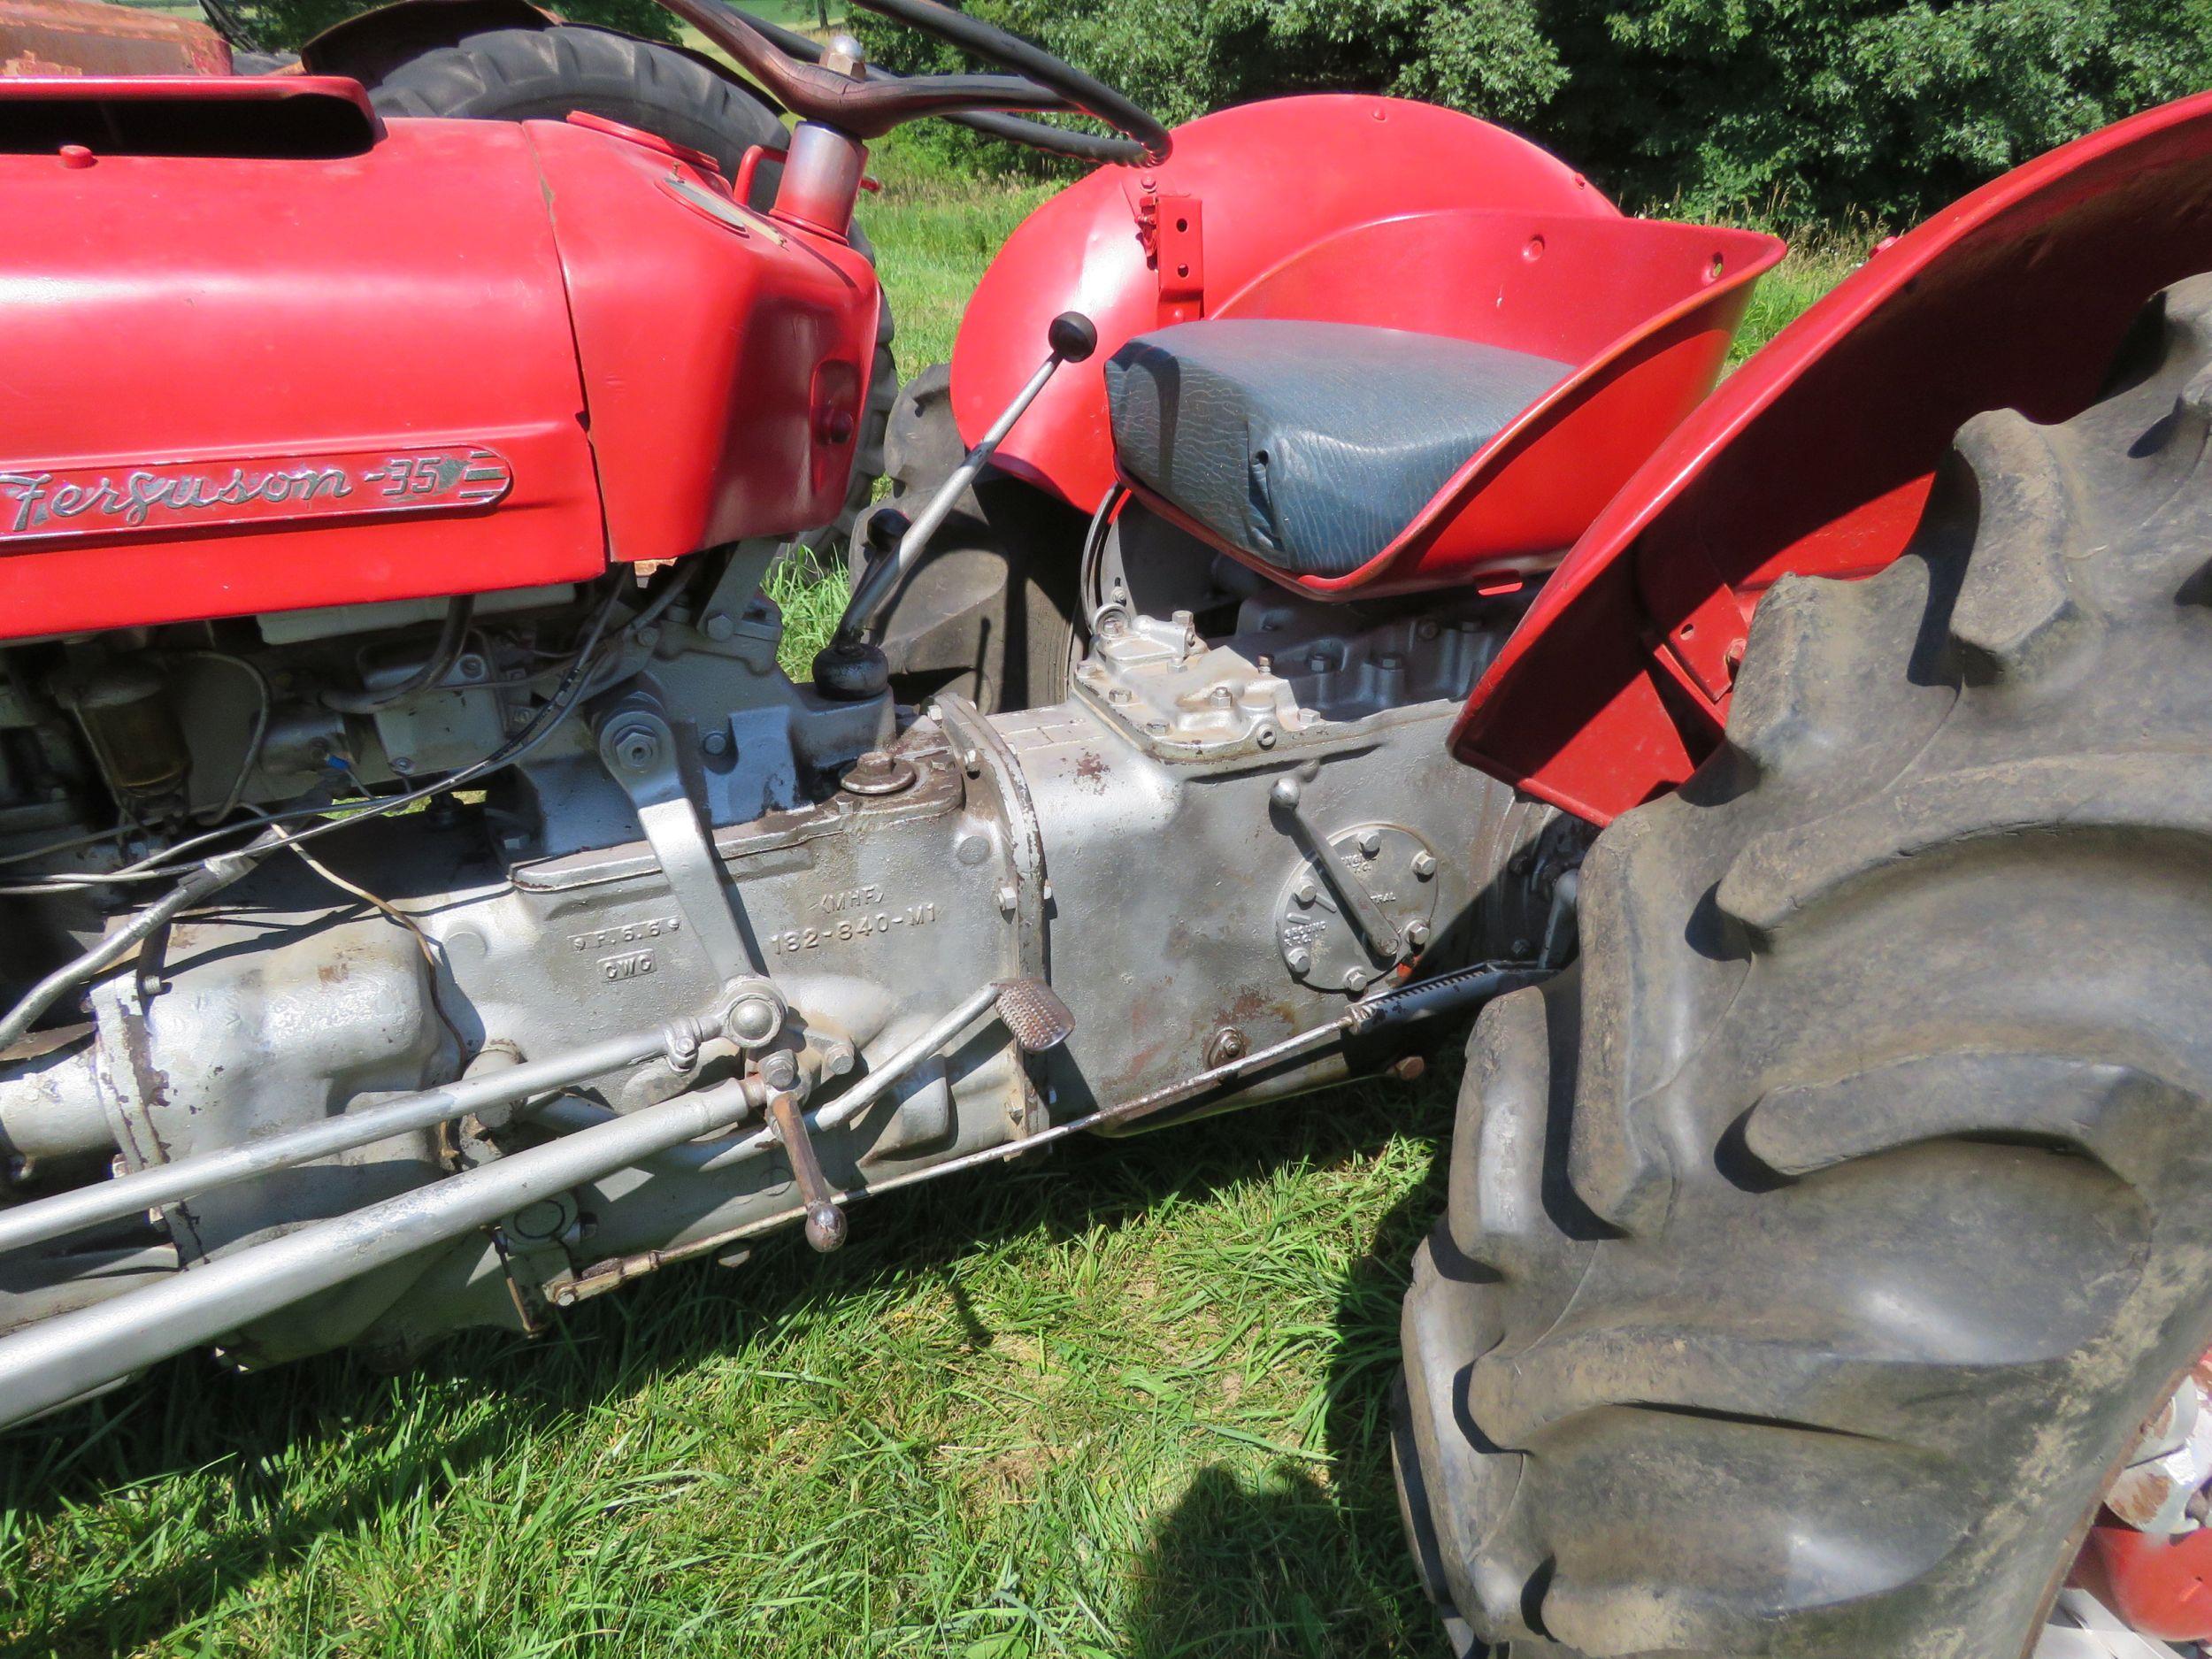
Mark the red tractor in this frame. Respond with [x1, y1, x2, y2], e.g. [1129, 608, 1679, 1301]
[1, 4, 2209, 1653]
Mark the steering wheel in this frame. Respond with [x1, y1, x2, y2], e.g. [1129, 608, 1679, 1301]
[651, 0, 1172, 165]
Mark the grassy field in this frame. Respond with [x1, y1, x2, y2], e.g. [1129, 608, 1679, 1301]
[0, 146, 1852, 1659]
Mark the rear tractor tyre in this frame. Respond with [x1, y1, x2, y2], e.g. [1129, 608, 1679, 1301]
[1398, 273, 2212, 1657]
[367, 25, 896, 562]
[852, 360, 1087, 714]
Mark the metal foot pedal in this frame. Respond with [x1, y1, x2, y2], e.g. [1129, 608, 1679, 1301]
[995, 978, 1074, 1053]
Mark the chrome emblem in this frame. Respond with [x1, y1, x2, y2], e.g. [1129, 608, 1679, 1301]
[0, 447, 513, 544]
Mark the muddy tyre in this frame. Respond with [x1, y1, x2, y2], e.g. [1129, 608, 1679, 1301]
[368, 25, 895, 559]
[1398, 273, 2212, 1657]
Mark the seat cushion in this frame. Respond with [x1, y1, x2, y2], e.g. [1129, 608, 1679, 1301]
[1105, 319, 1572, 580]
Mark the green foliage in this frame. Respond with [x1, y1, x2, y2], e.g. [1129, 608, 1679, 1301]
[1547, 0, 2212, 218]
[870, 0, 2212, 219]
[227, 0, 679, 54]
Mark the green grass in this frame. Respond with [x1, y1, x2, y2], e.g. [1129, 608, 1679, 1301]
[0, 149, 1853, 1659]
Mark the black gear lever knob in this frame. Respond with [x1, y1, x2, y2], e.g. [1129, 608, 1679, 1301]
[1048, 311, 1098, 364]
[864, 505, 910, 562]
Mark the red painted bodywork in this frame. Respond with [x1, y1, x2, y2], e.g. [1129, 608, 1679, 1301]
[2080, 1525, 2212, 1642]
[956, 96, 1609, 507]
[952, 95, 1780, 599]
[0, 79, 879, 641]
[1455, 89, 2212, 824]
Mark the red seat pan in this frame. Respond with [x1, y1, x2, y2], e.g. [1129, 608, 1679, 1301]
[1143, 210, 1784, 598]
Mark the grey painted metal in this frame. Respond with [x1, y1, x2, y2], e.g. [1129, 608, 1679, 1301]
[0, 1039, 111, 1162]
[596, 703, 761, 987]
[1269, 772, 1403, 963]
[0, 842, 267, 1051]
[0, 1075, 761, 1432]
[0, 564, 1565, 1370]
[838, 352, 1062, 644]
[0, 1018, 718, 1258]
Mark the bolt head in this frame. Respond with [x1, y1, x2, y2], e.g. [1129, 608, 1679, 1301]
[1405, 920, 1431, 949]
[1344, 967, 1370, 992]
[1286, 947, 1312, 974]
[1356, 829, 1382, 857]
[996, 883, 1019, 916]
[1412, 850, 1438, 879]
[1294, 881, 1317, 907]
[703, 611, 736, 641]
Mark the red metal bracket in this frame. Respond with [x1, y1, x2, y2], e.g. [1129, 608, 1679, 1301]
[1128, 183, 1205, 326]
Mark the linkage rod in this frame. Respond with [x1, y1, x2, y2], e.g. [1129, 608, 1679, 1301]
[0, 1017, 720, 1259]
[0, 1073, 759, 1431]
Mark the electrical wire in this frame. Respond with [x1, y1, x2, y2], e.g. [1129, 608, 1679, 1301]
[18, 579, 627, 891]
[180, 649, 273, 825]
[0, 582, 629, 1039]
[322, 597, 476, 715]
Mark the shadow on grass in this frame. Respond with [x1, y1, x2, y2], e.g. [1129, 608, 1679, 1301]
[1121, 1149, 1456, 1659]
[0, 1064, 1463, 1659]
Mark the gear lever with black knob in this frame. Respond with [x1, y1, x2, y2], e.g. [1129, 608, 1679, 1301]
[813, 311, 1097, 700]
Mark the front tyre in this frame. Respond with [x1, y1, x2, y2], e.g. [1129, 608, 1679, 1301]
[1399, 274, 2212, 1656]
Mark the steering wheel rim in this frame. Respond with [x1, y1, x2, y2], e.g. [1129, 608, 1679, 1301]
[658, 0, 1171, 165]
[845, 0, 1171, 164]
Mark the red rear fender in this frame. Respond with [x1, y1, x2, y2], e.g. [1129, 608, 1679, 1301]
[1455, 89, 2212, 824]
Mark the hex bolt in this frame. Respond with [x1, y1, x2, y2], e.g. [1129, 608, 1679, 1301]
[1412, 850, 1439, 879]
[1294, 881, 1317, 907]
[703, 612, 736, 641]
[995, 883, 1019, 916]
[1286, 947, 1313, 974]
[821, 1041, 856, 1079]
[1344, 967, 1370, 992]
[1356, 828, 1382, 857]
[1210, 685, 1233, 705]
[1405, 920, 1431, 949]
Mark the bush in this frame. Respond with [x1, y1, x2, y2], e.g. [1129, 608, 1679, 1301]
[228, 0, 679, 54]
[866, 0, 2212, 220]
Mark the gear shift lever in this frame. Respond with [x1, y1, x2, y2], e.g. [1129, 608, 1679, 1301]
[813, 311, 1098, 700]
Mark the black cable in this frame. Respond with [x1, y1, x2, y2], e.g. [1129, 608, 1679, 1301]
[322, 597, 476, 715]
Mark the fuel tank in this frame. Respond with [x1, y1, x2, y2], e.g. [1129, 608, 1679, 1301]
[0, 78, 880, 641]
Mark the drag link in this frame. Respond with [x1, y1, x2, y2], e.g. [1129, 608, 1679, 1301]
[0, 1012, 725, 1259]
[0, 1072, 764, 1432]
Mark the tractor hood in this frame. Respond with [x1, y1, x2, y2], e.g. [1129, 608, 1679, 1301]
[0, 77, 880, 640]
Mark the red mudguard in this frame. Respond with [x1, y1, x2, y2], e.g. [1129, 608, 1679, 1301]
[1454, 89, 2212, 825]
